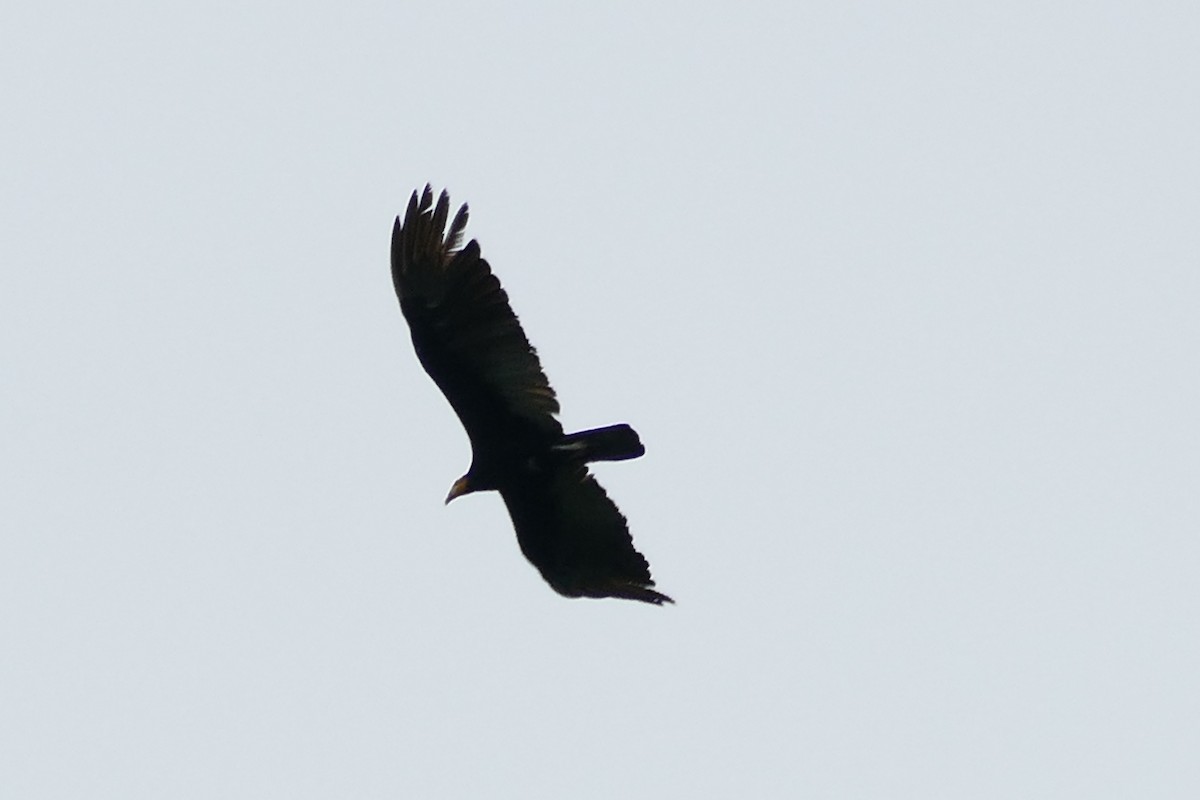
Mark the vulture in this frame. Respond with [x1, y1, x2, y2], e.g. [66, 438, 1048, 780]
[390, 186, 671, 605]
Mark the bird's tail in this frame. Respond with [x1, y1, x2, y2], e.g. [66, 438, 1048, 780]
[556, 424, 645, 462]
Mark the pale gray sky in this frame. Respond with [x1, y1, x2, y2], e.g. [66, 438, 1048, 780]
[3, 2, 1198, 797]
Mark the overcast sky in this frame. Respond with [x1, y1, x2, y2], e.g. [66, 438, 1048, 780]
[3, 2, 1198, 797]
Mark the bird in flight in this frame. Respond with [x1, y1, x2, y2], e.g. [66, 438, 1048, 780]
[390, 186, 671, 605]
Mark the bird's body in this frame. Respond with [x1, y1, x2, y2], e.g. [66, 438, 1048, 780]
[391, 186, 670, 605]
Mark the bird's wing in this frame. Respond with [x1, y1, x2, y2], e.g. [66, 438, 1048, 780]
[391, 186, 562, 441]
[501, 465, 672, 605]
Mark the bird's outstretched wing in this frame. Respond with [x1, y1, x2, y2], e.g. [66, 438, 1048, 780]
[391, 186, 562, 442]
[501, 464, 672, 605]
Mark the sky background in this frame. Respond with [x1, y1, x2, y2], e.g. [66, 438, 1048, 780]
[3, 1, 1198, 797]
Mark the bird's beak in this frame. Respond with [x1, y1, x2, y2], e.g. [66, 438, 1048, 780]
[445, 476, 471, 505]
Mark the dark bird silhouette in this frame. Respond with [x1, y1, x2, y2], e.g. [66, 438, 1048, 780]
[390, 186, 671, 605]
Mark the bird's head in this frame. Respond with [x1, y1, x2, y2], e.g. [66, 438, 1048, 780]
[445, 475, 475, 504]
